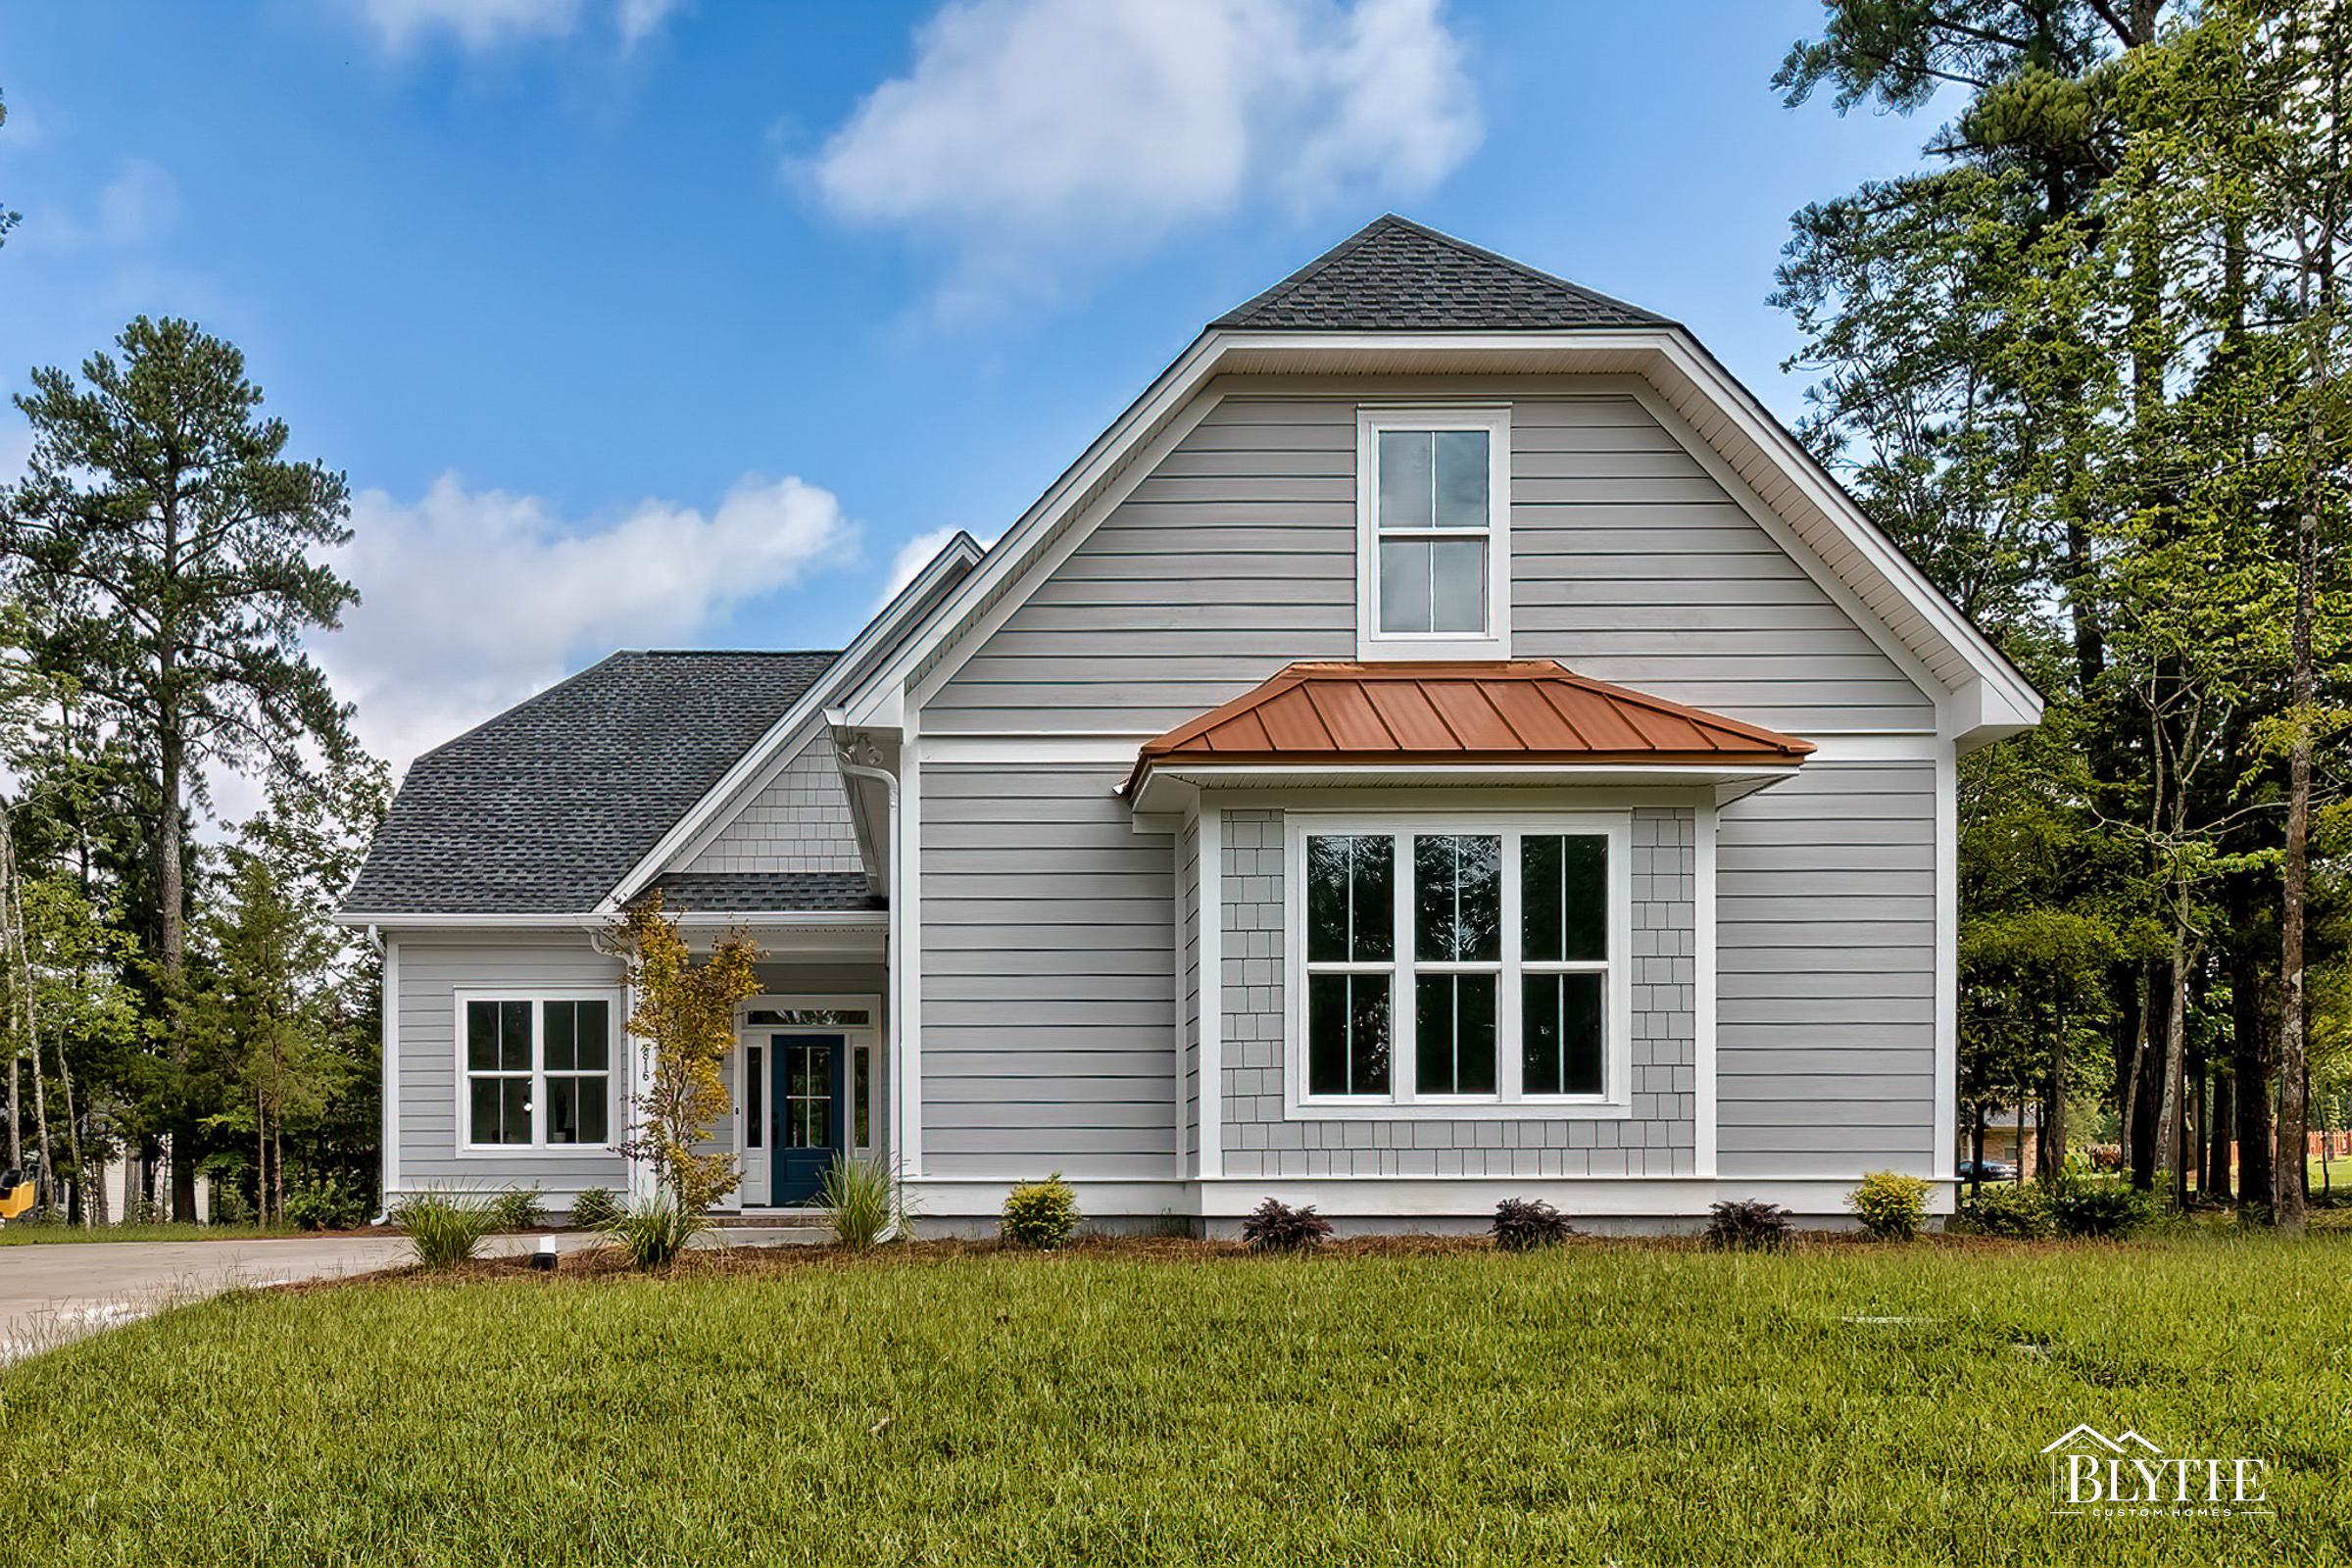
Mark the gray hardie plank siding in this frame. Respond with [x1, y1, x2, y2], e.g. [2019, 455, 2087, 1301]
[687, 723, 861, 874]
[919, 384, 1943, 1194]
[924, 391, 1934, 737]
[394, 939, 629, 1194]
[1715, 761, 1936, 1174]
[920, 763, 1177, 1179]
[1217, 808, 1698, 1178]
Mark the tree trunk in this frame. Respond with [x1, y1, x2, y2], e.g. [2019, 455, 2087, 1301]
[2208, 1068, 2233, 1202]
[2043, 1010, 2068, 1183]
[2129, 963, 2166, 1190]
[2154, 917, 2190, 1209]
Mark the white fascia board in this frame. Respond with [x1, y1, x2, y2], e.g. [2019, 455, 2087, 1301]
[1132, 761, 1801, 812]
[595, 534, 982, 913]
[337, 910, 887, 934]
[1646, 333, 2045, 738]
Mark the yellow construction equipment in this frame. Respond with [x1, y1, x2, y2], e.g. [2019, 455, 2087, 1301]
[0, 1171, 36, 1222]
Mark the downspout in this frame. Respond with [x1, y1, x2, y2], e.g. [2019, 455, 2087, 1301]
[363, 924, 392, 1228]
[834, 743, 905, 1220]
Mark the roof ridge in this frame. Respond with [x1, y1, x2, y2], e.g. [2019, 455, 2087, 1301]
[1208, 214, 1671, 331]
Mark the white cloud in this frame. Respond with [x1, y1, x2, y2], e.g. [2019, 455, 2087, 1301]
[97, 159, 181, 247]
[809, 0, 1479, 301]
[874, 523, 996, 612]
[357, 0, 684, 52]
[24, 157, 181, 254]
[315, 472, 855, 775]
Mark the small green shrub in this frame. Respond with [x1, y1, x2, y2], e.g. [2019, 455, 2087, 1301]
[1000, 1174, 1080, 1249]
[285, 1172, 371, 1232]
[1490, 1197, 1575, 1251]
[1703, 1198, 1792, 1252]
[208, 1182, 257, 1227]
[1846, 1170, 1933, 1241]
[1952, 1181, 2053, 1239]
[392, 1190, 497, 1268]
[819, 1154, 903, 1249]
[601, 1192, 705, 1270]
[1240, 1198, 1333, 1251]
[568, 1187, 623, 1230]
[2051, 1179, 2143, 1239]
[487, 1187, 546, 1232]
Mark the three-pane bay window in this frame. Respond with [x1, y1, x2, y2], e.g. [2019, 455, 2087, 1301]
[1300, 822, 1616, 1106]
[465, 997, 612, 1148]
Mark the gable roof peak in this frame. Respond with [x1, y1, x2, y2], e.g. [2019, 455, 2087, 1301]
[1211, 214, 1672, 332]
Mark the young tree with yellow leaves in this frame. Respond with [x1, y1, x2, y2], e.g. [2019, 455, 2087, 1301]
[604, 895, 760, 1216]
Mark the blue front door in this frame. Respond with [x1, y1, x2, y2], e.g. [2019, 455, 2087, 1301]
[770, 1034, 847, 1206]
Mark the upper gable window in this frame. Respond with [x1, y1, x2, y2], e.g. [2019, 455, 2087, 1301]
[1356, 407, 1511, 661]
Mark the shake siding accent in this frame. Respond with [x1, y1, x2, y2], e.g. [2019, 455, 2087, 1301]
[919, 763, 1178, 1179]
[394, 940, 628, 1193]
[1218, 808, 1699, 1178]
[925, 393, 1933, 737]
[1713, 760, 1937, 1175]
[685, 724, 861, 874]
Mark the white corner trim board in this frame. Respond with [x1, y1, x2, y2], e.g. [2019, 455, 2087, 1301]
[1198, 806, 1224, 1180]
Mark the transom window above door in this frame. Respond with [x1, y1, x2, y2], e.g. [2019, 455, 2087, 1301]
[1356, 407, 1510, 660]
[1288, 813, 1628, 1115]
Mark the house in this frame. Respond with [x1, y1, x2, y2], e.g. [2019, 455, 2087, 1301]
[338, 216, 2042, 1233]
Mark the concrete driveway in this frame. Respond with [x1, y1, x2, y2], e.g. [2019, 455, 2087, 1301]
[0, 1230, 602, 1362]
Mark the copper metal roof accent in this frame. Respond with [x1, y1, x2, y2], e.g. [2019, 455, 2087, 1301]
[1127, 661, 1814, 796]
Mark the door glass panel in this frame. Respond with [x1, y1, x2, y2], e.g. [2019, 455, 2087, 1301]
[745, 1048, 763, 1148]
[853, 1046, 870, 1147]
[782, 1042, 834, 1149]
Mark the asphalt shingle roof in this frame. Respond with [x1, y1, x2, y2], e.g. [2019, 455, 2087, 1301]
[343, 651, 837, 916]
[640, 871, 884, 914]
[1212, 215, 1670, 331]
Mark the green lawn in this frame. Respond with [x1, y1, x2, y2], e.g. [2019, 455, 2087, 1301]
[1, 1235, 2346, 1565]
[0, 1221, 308, 1247]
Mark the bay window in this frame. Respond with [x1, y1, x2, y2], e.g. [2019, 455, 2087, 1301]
[1293, 814, 1626, 1111]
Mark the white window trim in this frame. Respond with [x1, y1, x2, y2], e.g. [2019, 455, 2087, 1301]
[1355, 405, 1512, 661]
[451, 987, 625, 1155]
[1283, 810, 1633, 1120]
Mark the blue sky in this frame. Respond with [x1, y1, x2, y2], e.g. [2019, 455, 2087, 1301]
[0, 0, 1944, 786]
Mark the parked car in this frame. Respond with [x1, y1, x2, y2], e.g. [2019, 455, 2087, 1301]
[1956, 1159, 2018, 1183]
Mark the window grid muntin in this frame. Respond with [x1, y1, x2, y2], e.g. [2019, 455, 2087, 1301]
[1298, 820, 1618, 1108]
